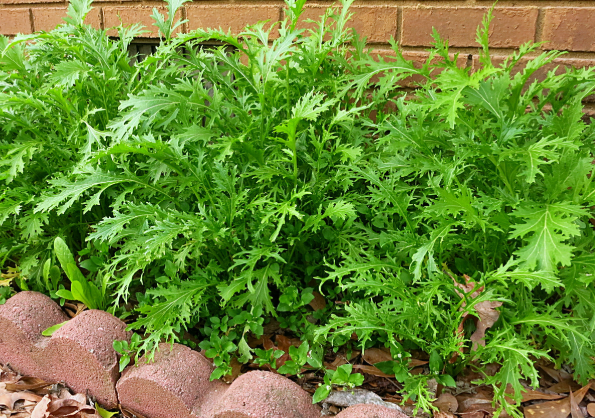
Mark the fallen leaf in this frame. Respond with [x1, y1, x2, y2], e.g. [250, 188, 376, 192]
[0, 390, 42, 410]
[549, 380, 583, 394]
[457, 388, 494, 414]
[63, 303, 87, 319]
[586, 404, 595, 416]
[48, 398, 98, 417]
[409, 359, 429, 367]
[434, 393, 458, 414]
[31, 396, 51, 418]
[325, 355, 348, 370]
[0, 366, 18, 384]
[570, 390, 584, 418]
[352, 365, 393, 378]
[522, 389, 565, 403]
[362, 348, 392, 365]
[537, 366, 581, 393]
[5, 377, 52, 393]
[453, 275, 502, 351]
[524, 384, 591, 418]
[469, 300, 503, 349]
[434, 411, 456, 418]
[504, 385, 565, 403]
[222, 358, 242, 384]
[308, 292, 326, 311]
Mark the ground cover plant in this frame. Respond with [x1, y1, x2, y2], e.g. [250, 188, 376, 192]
[1, 0, 595, 415]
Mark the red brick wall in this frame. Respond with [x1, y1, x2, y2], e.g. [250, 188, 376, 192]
[1, 0, 594, 90]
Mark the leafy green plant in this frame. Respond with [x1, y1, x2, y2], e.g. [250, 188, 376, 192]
[1, 0, 595, 414]
[53, 237, 108, 310]
[253, 347, 286, 369]
[312, 364, 365, 403]
[113, 334, 142, 372]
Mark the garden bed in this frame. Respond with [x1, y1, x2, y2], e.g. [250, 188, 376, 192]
[1, 0, 594, 416]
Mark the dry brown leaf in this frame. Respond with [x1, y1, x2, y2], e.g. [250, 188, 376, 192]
[362, 348, 392, 365]
[586, 403, 595, 416]
[457, 387, 495, 415]
[5, 377, 52, 393]
[521, 389, 565, 403]
[453, 275, 502, 351]
[538, 366, 581, 393]
[0, 367, 18, 385]
[31, 396, 51, 418]
[308, 292, 326, 311]
[570, 390, 584, 418]
[222, 358, 242, 384]
[549, 380, 583, 394]
[0, 389, 43, 410]
[262, 336, 275, 351]
[63, 303, 87, 319]
[434, 411, 456, 418]
[469, 300, 503, 349]
[48, 398, 98, 417]
[504, 385, 565, 403]
[351, 365, 393, 378]
[324, 355, 348, 371]
[434, 393, 458, 414]
[409, 359, 429, 367]
[524, 384, 591, 418]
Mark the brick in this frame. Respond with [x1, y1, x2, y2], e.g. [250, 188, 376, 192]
[336, 404, 409, 418]
[186, 5, 280, 38]
[103, 6, 183, 38]
[291, 5, 398, 43]
[32, 7, 101, 32]
[0, 0, 60, 5]
[401, 7, 537, 48]
[0, 8, 32, 35]
[541, 8, 595, 52]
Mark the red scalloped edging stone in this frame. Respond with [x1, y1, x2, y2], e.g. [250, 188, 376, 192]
[211, 370, 321, 418]
[0, 292, 130, 408]
[117, 343, 228, 418]
[47, 309, 131, 407]
[0, 291, 68, 379]
[335, 403, 409, 418]
[0, 292, 413, 418]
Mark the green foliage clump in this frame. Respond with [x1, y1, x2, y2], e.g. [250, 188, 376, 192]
[1, 0, 595, 413]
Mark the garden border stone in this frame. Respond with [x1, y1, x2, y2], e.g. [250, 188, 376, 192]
[0, 291, 405, 418]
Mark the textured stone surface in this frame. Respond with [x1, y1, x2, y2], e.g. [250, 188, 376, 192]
[32, 7, 101, 31]
[292, 5, 398, 44]
[541, 8, 595, 52]
[186, 5, 281, 38]
[336, 404, 409, 418]
[0, 292, 130, 409]
[402, 7, 538, 48]
[0, 9, 33, 35]
[0, 292, 68, 378]
[117, 343, 227, 418]
[212, 371, 320, 418]
[47, 310, 131, 408]
[103, 6, 183, 37]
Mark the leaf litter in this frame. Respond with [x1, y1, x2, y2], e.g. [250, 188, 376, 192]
[0, 365, 113, 418]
